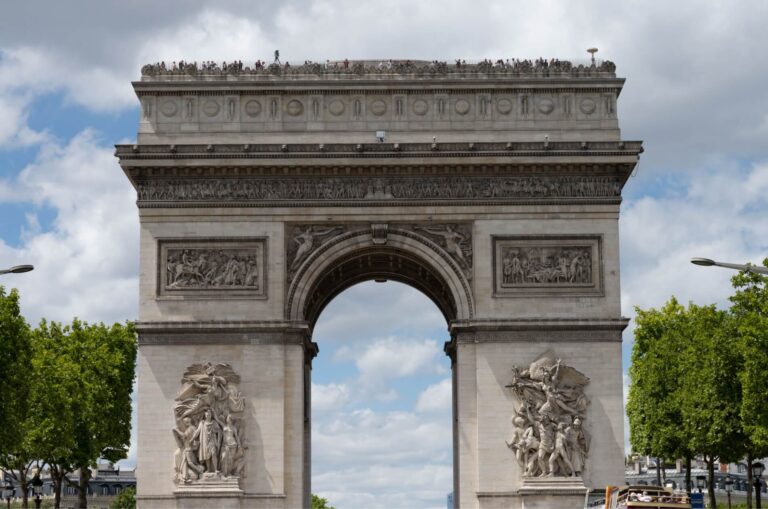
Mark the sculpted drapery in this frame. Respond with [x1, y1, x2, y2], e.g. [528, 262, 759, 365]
[172, 362, 247, 484]
[505, 350, 591, 478]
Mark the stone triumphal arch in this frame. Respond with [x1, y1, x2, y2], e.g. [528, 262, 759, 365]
[117, 58, 641, 509]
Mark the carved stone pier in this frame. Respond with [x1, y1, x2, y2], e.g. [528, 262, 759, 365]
[118, 58, 640, 508]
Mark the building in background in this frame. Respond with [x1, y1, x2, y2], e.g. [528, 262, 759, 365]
[626, 456, 767, 501]
[3, 462, 135, 509]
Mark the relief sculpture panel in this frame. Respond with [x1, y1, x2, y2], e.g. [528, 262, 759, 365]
[173, 362, 246, 490]
[159, 239, 266, 298]
[493, 236, 602, 297]
[505, 350, 590, 478]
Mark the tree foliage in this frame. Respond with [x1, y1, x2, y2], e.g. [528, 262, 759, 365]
[730, 260, 768, 449]
[110, 486, 136, 509]
[628, 260, 768, 508]
[312, 494, 337, 509]
[0, 286, 32, 454]
[0, 285, 137, 509]
[627, 298, 692, 463]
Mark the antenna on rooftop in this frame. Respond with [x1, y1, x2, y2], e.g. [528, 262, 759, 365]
[587, 47, 598, 65]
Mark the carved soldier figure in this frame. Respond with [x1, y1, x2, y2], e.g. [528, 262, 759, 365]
[570, 417, 589, 476]
[536, 416, 555, 476]
[193, 410, 222, 473]
[173, 417, 205, 483]
[548, 422, 575, 477]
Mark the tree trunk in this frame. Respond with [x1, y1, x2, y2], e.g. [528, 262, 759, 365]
[661, 458, 667, 484]
[19, 476, 29, 509]
[685, 456, 692, 494]
[707, 457, 717, 509]
[747, 454, 754, 509]
[50, 466, 63, 509]
[77, 468, 90, 509]
[656, 457, 662, 486]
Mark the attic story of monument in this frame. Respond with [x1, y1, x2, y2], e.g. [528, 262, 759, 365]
[117, 56, 641, 509]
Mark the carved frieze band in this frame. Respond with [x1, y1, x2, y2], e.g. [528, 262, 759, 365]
[286, 222, 473, 283]
[136, 175, 622, 207]
[159, 239, 267, 298]
[493, 235, 602, 297]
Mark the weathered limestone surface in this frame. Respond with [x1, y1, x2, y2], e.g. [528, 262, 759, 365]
[118, 58, 640, 509]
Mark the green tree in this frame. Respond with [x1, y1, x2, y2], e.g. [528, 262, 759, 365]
[0, 286, 36, 509]
[62, 320, 137, 509]
[109, 486, 136, 509]
[728, 259, 768, 509]
[28, 321, 80, 509]
[627, 298, 695, 488]
[312, 494, 337, 509]
[679, 303, 744, 509]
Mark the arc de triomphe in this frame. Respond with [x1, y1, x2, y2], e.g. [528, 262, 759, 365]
[117, 58, 641, 509]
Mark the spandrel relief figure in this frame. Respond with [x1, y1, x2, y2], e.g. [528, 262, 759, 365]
[416, 224, 472, 273]
[504, 350, 590, 478]
[288, 225, 342, 273]
[172, 362, 247, 484]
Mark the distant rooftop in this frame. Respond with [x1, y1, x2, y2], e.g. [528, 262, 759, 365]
[140, 58, 617, 81]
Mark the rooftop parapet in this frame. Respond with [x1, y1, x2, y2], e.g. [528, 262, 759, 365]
[139, 58, 617, 82]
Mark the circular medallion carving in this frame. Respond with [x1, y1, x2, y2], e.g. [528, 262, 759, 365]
[161, 100, 178, 117]
[454, 99, 471, 115]
[579, 98, 596, 115]
[538, 98, 555, 115]
[286, 99, 304, 117]
[369, 99, 387, 116]
[328, 100, 345, 116]
[244, 100, 262, 117]
[203, 100, 221, 117]
[412, 99, 429, 115]
[496, 98, 513, 114]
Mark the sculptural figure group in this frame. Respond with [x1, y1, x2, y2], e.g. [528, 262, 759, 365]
[505, 351, 590, 477]
[172, 363, 246, 484]
[501, 246, 591, 286]
[166, 249, 260, 290]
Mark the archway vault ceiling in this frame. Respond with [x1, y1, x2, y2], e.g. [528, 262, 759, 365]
[303, 246, 458, 329]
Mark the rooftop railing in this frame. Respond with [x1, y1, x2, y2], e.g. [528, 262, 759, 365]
[139, 57, 617, 81]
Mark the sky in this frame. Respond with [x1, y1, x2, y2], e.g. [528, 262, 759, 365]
[1, 1, 767, 508]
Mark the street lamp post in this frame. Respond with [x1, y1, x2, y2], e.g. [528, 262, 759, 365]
[725, 475, 733, 509]
[0, 264, 34, 276]
[691, 257, 768, 275]
[754, 462, 765, 509]
[2, 480, 14, 509]
[32, 475, 43, 509]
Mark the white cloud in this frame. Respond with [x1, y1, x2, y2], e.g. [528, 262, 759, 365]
[416, 378, 452, 414]
[314, 281, 448, 343]
[620, 161, 768, 317]
[313, 407, 452, 509]
[312, 382, 351, 412]
[0, 130, 138, 325]
[334, 336, 448, 401]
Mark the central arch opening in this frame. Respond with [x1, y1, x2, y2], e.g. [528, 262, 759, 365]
[310, 280, 453, 509]
[290, 231, 472, 508]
